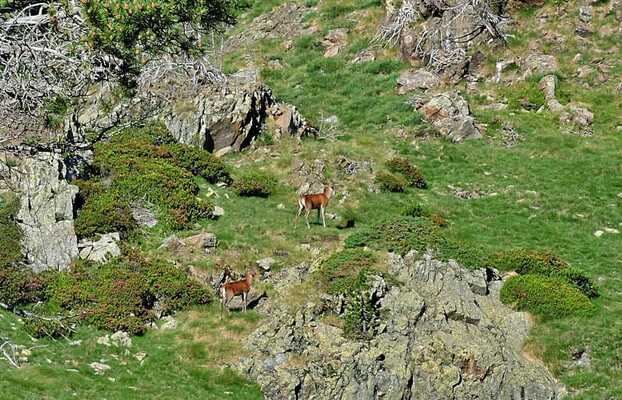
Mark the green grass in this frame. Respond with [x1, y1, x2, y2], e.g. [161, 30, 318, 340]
[0, 306, 262, 399]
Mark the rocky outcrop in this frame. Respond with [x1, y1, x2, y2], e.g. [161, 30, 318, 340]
[396, 69, 441, 93]
[78, 232, 121, 263]
[411, 91, 482, 142]
[0, 148, 79, 271]
[239, 253, 563, 399]
[164, 70, 316, 156]
[538, 75, 593, 135]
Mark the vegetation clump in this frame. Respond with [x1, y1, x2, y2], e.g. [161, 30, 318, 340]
[500, 275, 594, 319]
[316, 249, 388, 339]
[386, 157, 427, 189]
[492, 250, 598, 298]
[75, 126, 226, 236]
[232, 171, 276, 197]
[345, 216, 439, 255]
[0, 266, 48, 310]
[375, 172, 406, 193]
[0, 195, 23, 267]
[45, 255, 211, 335]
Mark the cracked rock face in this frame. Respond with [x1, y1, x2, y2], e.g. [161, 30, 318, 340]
[165, 71, 316, 155]
[0, 150, 79, 271]
[239, 253, 562, 400]
[414, 91, 482, 142]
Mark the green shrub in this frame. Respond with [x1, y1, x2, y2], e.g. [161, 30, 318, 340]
[74, 182, 136, 239]
[436, 239, 490, 269]
[144, 260, 211, 314]
[336, 207, 357, 229]
[0, 266, 47, 309]
[232, 172, 276, 197]
[386, 157, 427, 189]
[167, 144, 231, 184]
[46, 255, 210, 334]
[375, 172, 406, 193]
[492, 250, 598, 298]
[402, 203, 427, 218]
[346, 216, 440, 255]
[500, 275, 594, 319]
[0, 195, 23, 267]
[319, 249, 376, 286]
[339, 269, 379, 339]
[85, 128, 215, 229]
[24, 315, 75, 339]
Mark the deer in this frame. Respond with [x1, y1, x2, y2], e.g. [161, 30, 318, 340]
[219, 269, 258, 314]
[296, 184, 334, 229]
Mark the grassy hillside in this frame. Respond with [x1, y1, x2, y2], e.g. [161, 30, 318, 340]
[1, 0, 620, 399]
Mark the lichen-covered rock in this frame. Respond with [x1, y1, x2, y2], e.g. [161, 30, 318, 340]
[0, 149, 79, 271]
[521, 53, 559, 77]
[165, 70, 316, 154]
[396, 69, 441, 93]
[78, 232, 121, 263]
[413, 92, 482, 142]
[239, 253, 563, 400]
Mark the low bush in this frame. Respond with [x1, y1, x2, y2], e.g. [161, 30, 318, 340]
[23, 315, 75, 339]
[386, 157, 427, 189]
[402, 203, 427, 218]
[167, 144, 231, 184]
[435, 239, 490, 269]
[46, 255, 211, 334]
[492, 250, 598, 298]
[232, 172, 276, 197]
[319, 249, 377, 286]
[336, 207, 357, 229]
[0, 195, 23, 267]
[74, 182, 136, 239]
[0, 266, 48, 309]
[430, 213, 447, 227]
[79, 127, 216, 231]
[346, 216, 440, 255]
[500, 274, 594, 319]
[375, 172, 406, 193]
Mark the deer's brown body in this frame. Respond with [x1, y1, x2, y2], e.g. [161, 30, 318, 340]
[220, 270, 256, 313]
[296, 185, 333, 228]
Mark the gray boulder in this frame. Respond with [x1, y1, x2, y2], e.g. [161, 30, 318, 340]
[78, 232, 121, 263]
[521, 53, 558, 78]
[396, 69, 441, 93]
[239, 253, 563, 400]
[414, 92, 482, 142]
[165, 72, 316, 154]
[0, 149, 79, 271]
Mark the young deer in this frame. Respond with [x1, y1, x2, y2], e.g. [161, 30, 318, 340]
[296, 185, 334, 229]
[220, 269, 257, 314]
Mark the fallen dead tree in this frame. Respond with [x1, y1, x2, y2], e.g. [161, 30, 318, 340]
[375, 0, 509, 75]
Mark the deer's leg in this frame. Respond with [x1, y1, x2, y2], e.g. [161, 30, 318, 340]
[321, 205, 326, 227]
[243, 292, 247, 312]
[305, 208, 311, 229]
[295, 202, 303, 225]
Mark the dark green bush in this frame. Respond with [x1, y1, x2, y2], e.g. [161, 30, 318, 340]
[335, 208, 357, 229]
[46, 255, 211, 334]
[500, 275, 594, 319]
[74, 183, 136, 239]
[339, 269, 379, 339]
[435, 239, 490, 269]
[0, 195, 23, 267]
[23, 315, 75, 339]
[84, 128, 215, 230]
[0, 266, 47, 309]
[386, 157, 427, 189]
[375, 172, 406, 193]
[346, 216, 440, 255]
[167, 144, 231, 184]
[492, 250, 598, 298]
[144, 260, 211, 314]
[402, 203, 427, 218]
[232, 172, 276, 197]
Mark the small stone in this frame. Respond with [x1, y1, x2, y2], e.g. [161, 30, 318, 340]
[97, 335, 111, 347]
[277, 203, 286, 210]
[110, 331, 132, 348]
[160, 316, 177, 330]
[594, 230, 604, 237]
[213, 206, 225, 217]
[257, 257, 276, 271]
[134, 352, 147, 362]
[603, 228, 620, 234]
[89, 362, 111, 375]
[322, 115, 339, 126]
